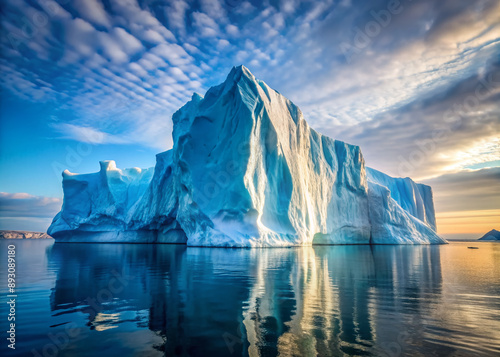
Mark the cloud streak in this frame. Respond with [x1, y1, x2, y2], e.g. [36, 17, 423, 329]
[423, 167, 500, 236]
[0, 192, 62, 218]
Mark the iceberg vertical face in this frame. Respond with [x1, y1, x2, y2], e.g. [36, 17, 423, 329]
[366, 169, 443, 244]
[167, 66, 371, 246]
[48, 66, 446, 246]
[129, 150, 187, 243]
[366, 168, 436, 230]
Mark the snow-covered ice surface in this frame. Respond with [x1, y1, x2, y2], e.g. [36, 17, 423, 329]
[48, 66, 447, 246]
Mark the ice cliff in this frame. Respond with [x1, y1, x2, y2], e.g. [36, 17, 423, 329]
[48, 66, 446, 246]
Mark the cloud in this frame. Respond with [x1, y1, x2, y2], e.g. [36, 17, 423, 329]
[112, 27, 144, 55]
[422, 167, 500, 235]
[192, 11, 220, 37]
[423, 167, 500, 213]
[0, 192, 62, 219]
[72, 0, 111, 28]
[321, 60, 500, 180]
[98, 31, 130, 63]
[279, 0, 298, 14]
[169, 67, 190, 81]
[164, 0, 189, 36]
[53, 124, 130, 145]
[199, 0, 227, 21]
[217, 39, 230, 51]
[140, 29, 165, 44]
[225, 24, 239, 36]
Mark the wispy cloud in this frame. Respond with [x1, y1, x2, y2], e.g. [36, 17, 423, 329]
[423, 167, 500, 213]
[423, 167, 500, 235]
[0, 192, 62, 218]
[52, 124, 129, 145]
[72, 0, 112, 29]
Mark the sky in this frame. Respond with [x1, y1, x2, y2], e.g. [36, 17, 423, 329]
[0, 0, 499, 238]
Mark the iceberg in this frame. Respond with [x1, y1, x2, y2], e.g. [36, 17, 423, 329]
[478, 229, 500, 241]
[48, 66, 446, 246]
[49, 160, 156, 242]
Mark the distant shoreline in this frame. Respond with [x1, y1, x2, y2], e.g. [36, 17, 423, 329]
[0, 230, 53, 239]
[0, 230, 495, 242]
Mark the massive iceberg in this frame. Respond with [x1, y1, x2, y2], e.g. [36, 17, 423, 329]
[48, 66, 446, 246]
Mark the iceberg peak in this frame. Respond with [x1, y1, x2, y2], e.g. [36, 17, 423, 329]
[227, 65, 255, 82]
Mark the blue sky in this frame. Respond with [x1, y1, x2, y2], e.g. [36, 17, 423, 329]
[0, 0, 499, 234]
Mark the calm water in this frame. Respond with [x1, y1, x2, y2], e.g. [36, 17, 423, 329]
[1, 240, 499, 357]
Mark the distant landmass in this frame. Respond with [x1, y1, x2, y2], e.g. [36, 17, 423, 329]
[478, 229, 500, 241]
[0, 230, 53, 239]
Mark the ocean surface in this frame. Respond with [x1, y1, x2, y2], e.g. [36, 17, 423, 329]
[1, 240, 499, 357]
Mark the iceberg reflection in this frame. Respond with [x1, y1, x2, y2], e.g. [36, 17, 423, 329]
[46, 242, 452, 356]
